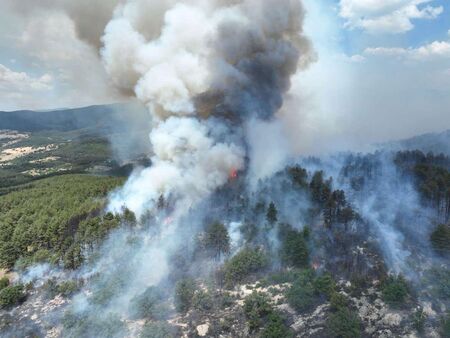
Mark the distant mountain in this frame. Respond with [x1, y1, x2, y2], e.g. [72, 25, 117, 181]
[380, 129, 450, 155]
[0, 102, 149, 133]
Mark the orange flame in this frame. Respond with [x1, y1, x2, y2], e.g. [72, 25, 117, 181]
[229, 168, 238, 180]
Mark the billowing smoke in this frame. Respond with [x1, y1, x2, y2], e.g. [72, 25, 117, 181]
[69, 1, 315, 331]
[104, 0, 315, 218]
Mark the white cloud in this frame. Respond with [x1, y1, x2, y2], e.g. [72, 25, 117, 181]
[339, 0, 443, 34]
[0, 64, 53, 92]
[0, 2, 123, 111]
[365, 40, 450, 60]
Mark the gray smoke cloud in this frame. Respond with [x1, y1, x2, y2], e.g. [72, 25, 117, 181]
[104, 0, 316, 218]
[4, 0, 119, 49]
[5, 3, 317, 336]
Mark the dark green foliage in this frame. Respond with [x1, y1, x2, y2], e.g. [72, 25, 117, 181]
[223, 247, 268, 287]
[441, 313, 450, 338]
[278, 224, 309, 268]
[395, 151, 450, 221]
[302, 226, 311, 239]
[192, 290, 214, 312]
[326, 291, 362, 338]
[122, 208, 137, 227]
[261, 312, 293, 338]
[63, 311, 125, 338]
[244, 292, 273, 331]
[0, 174, 123, 269]
[413, 307, 426, 334]
[286, 270, 316, 312]
[288, 166, 308, 188]
[313, 273, 335, 298]
[329, 292, 350, 311]
[430, 224, 450, 254]
[57, 280, 80, 297]
[382, 275, 409, 307]
[244, 292, 292, 336]
[266, 202, 278, 225]
[0, 284, 26, 308]
[63, 243, 83, 270]
[90, 275, 127, 306]
[310, 171, 331, 205]
[308, 171, 356, 227]
[175, 278, 197, 313]
[0, 277, 9, 291]
[200, 222, 230, 259]
[43, 279, 80, 299]
[327, 307, 362, 338]
[130, 286, 170, 320]
[286, 270, 336, 313]
[140, 321, 178, 338]
[261, 270, 303, 286]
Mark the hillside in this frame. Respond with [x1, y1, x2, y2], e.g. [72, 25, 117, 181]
[0, 104, 151, 191]
[0, 103, 147, 133]
[0, 147, 448, 338]
[379, 129, 450, 156]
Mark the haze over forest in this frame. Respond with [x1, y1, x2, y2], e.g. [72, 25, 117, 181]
[0, 1, 449, 338]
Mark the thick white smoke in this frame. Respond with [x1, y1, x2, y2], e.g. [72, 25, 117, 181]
[103, 0, 315, 218]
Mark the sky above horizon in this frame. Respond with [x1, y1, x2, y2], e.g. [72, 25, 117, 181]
[0, 0, 449, 149]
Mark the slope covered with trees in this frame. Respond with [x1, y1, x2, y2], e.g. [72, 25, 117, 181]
[0, 175, 124, 269]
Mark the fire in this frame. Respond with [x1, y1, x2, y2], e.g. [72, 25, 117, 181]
[229, 168, 238, 180]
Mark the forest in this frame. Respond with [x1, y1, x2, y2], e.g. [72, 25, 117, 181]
[0, 147, 449, 338]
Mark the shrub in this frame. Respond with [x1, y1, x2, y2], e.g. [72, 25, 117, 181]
[0, 284, 26, 308]
[223, 247, 268, 287]
[329, 292, 350, 311]
[413, 307, 426, 334]
[192, 290, 213, 312]
[261, 312, 293, 338]
[285, 270, 337, 313]
[57, 280, 80, 297]
[63, 312, 125, 338]
[243, 292, 292, 336]
[140, 321, 178, 338]
[244, 292, 273, 331]
[130, 286, 170, 320]
[218, 292, 235, 309]
[174, 278, 197, 313]
[313, 273, 335, 298]
[90, 275, 126, 306]
[0, 277, 9, 291]
[286, 270, 316, 313]
[382, 275, 409, 307]
[327, 308, 362, 338]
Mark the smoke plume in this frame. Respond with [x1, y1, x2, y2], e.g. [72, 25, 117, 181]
[104, 0, 315, 217]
